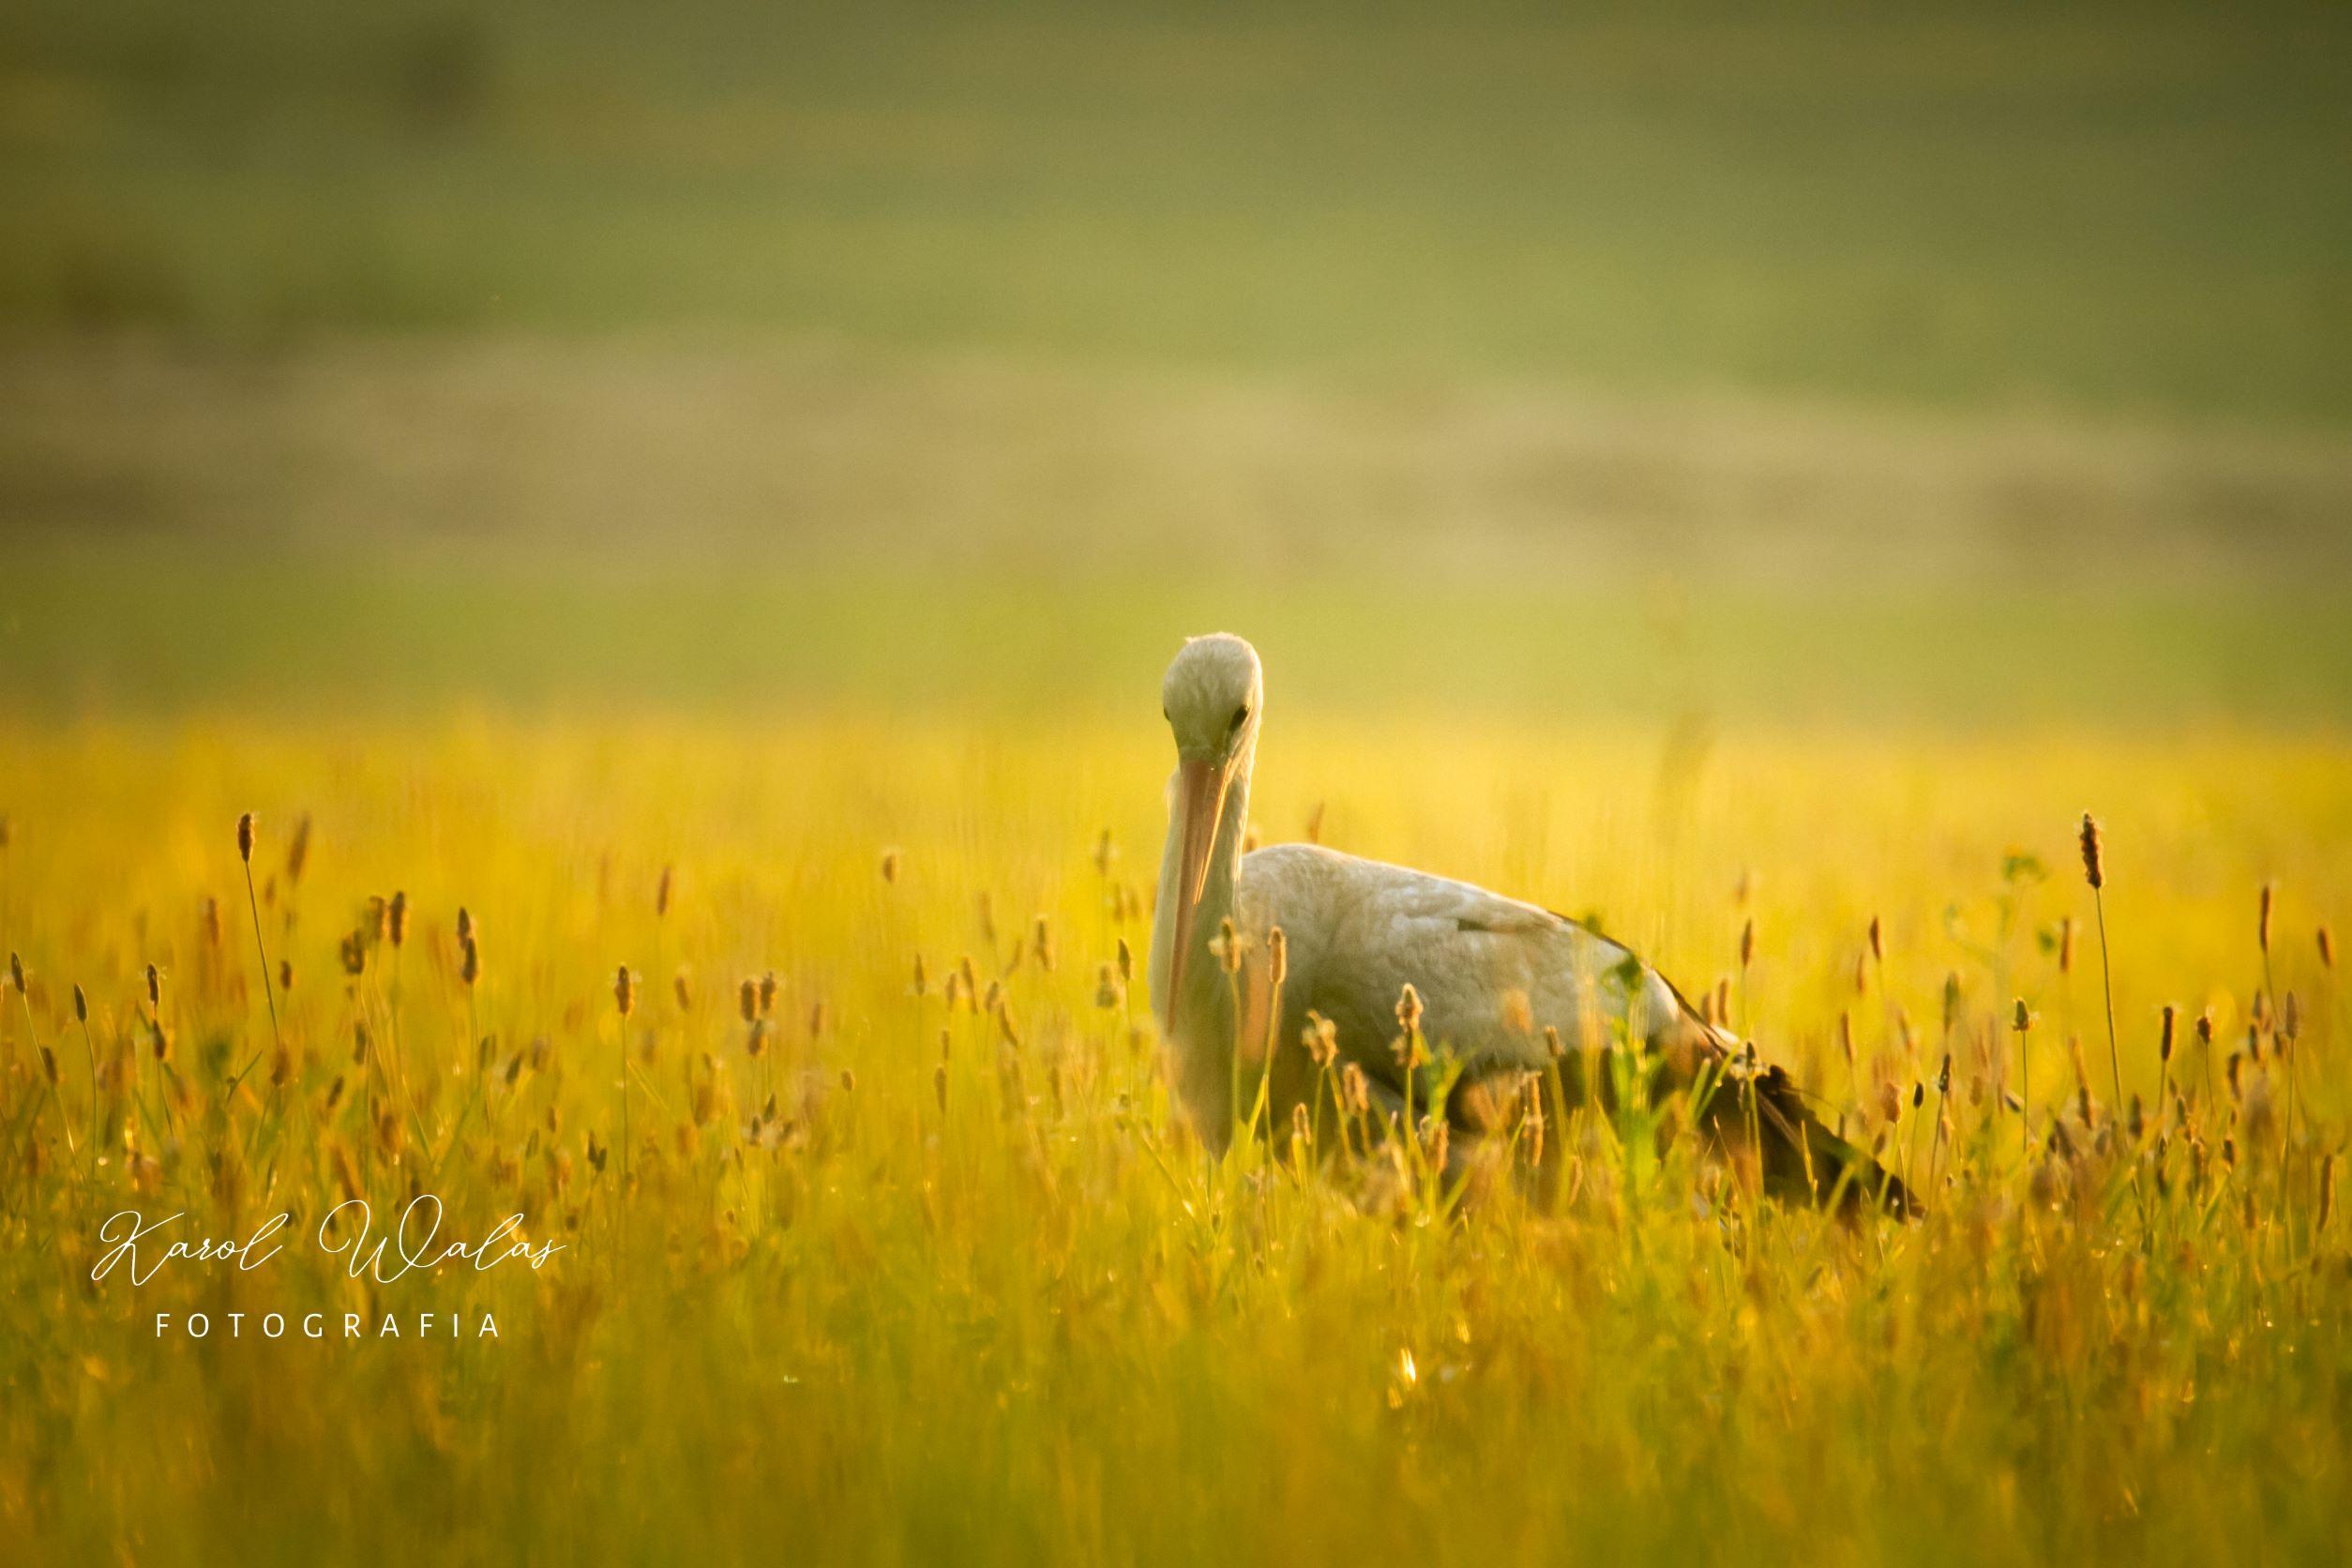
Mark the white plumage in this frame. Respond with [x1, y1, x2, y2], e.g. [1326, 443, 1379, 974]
[1147, 633, 1909, 1213]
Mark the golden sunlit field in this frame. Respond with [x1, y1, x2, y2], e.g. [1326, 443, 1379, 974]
[4, 716, 2347, 1564]
[8, 0, 2352, 1561]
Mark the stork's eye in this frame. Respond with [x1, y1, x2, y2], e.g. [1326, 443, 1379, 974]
[1229, 705, 1249, 732]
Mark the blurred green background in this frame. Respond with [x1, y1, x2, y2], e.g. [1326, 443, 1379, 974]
[3, 0, 2347, 719]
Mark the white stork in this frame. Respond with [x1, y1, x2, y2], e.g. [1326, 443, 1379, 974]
[1146, 632, 1911, 1214]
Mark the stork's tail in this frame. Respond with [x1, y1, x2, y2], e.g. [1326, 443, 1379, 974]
[1697, 1049, 1919, 1219]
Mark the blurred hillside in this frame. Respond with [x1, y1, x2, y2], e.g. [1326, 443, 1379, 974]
[5, 1, 2346, 419]
[1, 1, 2347, 718]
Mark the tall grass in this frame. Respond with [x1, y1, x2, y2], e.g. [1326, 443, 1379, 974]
[0, 716, 2346, 1565]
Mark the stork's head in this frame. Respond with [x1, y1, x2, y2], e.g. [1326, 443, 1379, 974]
[1158, 634, 1262, 1027]
[1161, 633, 1262, 763]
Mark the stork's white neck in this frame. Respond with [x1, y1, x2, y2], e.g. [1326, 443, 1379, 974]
[1148, 746, 1255, 1147]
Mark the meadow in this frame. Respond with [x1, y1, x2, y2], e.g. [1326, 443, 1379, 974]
[6, 0, 2352, 1560]
[2, 713, 2348, 1565]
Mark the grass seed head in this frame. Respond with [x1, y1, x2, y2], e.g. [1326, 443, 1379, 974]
[739, 978, 758, 1023]
[2321, 924, 2336, 969]
[1307, 1012, 1341, 1068]
[389, 890, 409, 946]
[72, 982, 86, 1022]
[236, 811, 254, 864]
[2258, 882, 2274, 954]
[2160, 1003, 2176, 1062]
[614, 965, 636, 1018]
[656, 863, 675, 917]
[460, 935, 479, 987]
[145, 963, 160, 1008]
[2078, 813, 2104, 890]
[1739, 916, 1755, 970]
[1267, 926, 1288, 987]
[1214, 918, 1241, 974]
[285, 813, 311, 885]
[2058, 915, 2076, 973]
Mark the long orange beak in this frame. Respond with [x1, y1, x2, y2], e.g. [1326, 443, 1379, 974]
[1164, 756, 1231, 1031]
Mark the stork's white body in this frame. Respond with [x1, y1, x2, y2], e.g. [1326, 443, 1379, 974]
[1142, 632, 1907, 1213]
[1146, 633, 1711, 1157]
[1155, 838, 1702, 1153]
